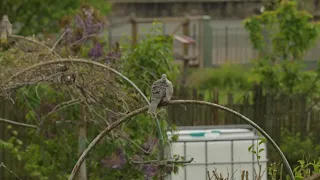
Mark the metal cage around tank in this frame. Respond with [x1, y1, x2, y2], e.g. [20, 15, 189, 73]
[166, 124, 268, 180]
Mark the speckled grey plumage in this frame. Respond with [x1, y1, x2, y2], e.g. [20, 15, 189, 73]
[148, 74, 173, 114]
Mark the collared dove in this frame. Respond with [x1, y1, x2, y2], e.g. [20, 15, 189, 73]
[0, 15, 12, 44]
[148, 74, 173, 114]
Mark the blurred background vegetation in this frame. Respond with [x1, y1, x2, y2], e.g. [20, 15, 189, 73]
[1, 0, 320, 179]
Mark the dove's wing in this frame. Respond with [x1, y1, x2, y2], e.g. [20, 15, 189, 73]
[165, 80, 173, 101]
[148, 79, 166, 114]
[7, 21, 12, 35]
[0, 22, 7, 44]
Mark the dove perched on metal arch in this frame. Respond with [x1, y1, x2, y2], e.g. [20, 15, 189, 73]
[148, 74, 173, 114]
[0, 15, 12, 44]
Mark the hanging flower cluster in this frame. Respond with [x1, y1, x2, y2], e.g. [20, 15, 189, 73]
[100, 136, 162, 179]
[60, 4, 121, 63]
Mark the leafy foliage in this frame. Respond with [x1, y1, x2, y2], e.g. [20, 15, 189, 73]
[244, 1, 320, 95]
[0, 5, 181, 180]
[121, 22, 179, 95]
[0, 0, 111, 35]
[280, 131, 320, 167]
[243, 1, 320, 171]
[268, 158, 320, 180]
[0, 1, 179, 180]
[188, 64, 253, 92]
[245, 1, 319, 60]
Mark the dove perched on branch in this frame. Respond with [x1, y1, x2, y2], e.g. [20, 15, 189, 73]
[148, 74, 173, 114]
[0, 15, 12, 44]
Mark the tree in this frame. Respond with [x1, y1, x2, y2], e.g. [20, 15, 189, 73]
[244, 0, 320, 94]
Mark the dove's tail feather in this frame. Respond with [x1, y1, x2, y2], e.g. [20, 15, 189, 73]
[148, 101, 159, 114]
[1, 32, 7, 44]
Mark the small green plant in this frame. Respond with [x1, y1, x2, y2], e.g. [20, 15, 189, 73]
[280, 131, 320, 168]
[248, 137, 267, 179]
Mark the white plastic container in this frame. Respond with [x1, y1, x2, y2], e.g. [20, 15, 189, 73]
[166, 125, 268, 180]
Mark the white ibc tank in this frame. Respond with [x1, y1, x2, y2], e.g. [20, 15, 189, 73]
[166, 125, 268, 180]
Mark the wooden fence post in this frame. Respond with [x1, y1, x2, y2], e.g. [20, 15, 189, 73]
[0, 99, 4, 179]
[225, 93, 233, 124]
[131, 13, 137, 48]
[225, 26, 228, 63]
[201, 15, 213, 67]
[77, 106, 87, 180]
[213, 88, 219, 124]
[181, 16, 190, 85]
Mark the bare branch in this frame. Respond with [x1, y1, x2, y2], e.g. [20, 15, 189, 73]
[0, 117, 38, 129]
[2, 58, 149, 104]
[83, 102, 111, 126]
[42, 98, 83, 120]
[50, 28, 69, 52]
[22, 92, 41, 123]
[130, 158, 194, 165]
[114, 130, 152, 155]
[69, 34, 97, 47]
[0, 73, 60, 93]
[68, 105, 148, 180]
[55, 120, 81, 125]
[0, 162, 22, 180]
[69, 100, 294, 180]
[8, 35, 61, 57]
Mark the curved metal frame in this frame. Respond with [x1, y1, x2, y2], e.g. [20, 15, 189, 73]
[68, 100, 294, 180]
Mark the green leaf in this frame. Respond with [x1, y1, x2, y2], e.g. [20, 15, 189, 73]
[258, 148, 265, 153]
[248, 144, 254, 152]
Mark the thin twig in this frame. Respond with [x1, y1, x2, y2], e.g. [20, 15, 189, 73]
[69, 34, 97, 47]
[114, 130, 152, 155]
[0, 162, 22, 180]
[241, 170, 245, 180]
[42, 98, 83, 120]
[0, 117, 38, 129]
[68, 105, 148, 180]
[130, 158, 194, 165]
[212, 169, 220, 179]
[2, 58, 149, 104]
[50, 28, 69, 52]
[8, 34, 61, 57]
[55, 120, 82, 125]
[207, 171, 212, 180]
[83, 102, 111, 126]
[22, 92, 41, 123]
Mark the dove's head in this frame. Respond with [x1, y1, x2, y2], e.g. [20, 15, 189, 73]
[161, 74, 167, 80]
[2, 15, 8, 21]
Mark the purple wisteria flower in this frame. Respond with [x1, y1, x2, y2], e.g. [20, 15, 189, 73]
[89, 42, 103, 59]
[143, 165, 158, 180]
[101, 148, 127, 170]
[81, 7, 104, 35]
[75, 14, 86, 31]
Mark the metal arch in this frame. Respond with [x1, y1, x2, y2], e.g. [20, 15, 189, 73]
[68, 100, 294, 180]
